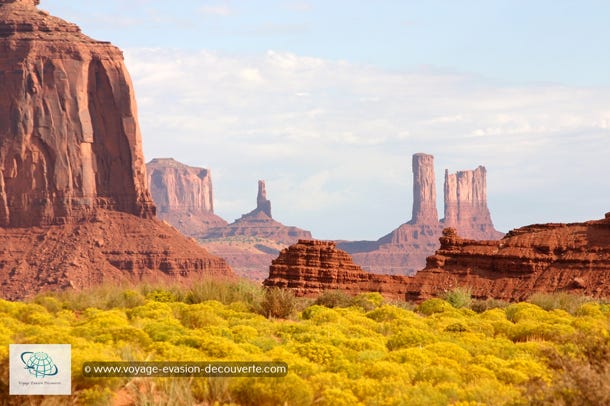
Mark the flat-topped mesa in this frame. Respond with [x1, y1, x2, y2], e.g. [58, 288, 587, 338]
[146, 158, 227, 237]
[256, 180, 272, 218]
[442, 166, 503, 240]
[147, 158, 215, 215]
[410, 153, 438, 224]
[0, 0, 155, 227]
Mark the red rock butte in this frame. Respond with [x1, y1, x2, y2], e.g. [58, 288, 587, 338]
[339, 153, 503, 275]
[147, 158, 227, 237]
[0, 0, 234, 299]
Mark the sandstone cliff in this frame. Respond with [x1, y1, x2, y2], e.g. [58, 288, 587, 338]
[146, 158, 227, 237]
[0, 0, 234, 299]
[0, 0, 155, 227]
[340, 153, 502, 275]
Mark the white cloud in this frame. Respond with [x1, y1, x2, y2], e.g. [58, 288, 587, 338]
[200, 5, 232, 16]
[125, 49, 610, 240]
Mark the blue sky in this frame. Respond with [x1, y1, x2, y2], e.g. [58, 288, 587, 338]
[43, 0, 610, 240]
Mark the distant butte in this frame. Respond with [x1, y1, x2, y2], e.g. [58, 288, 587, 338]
[339, 153, 503, 275]
[0, 0, 233, 299]
[203, 180, 312, 245]
[146, 158, 227, 237]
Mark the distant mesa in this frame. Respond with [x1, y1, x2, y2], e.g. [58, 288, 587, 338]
[146, 158, 227, 238]
[339, 153, 503, 275]
[0, 1, 233, 299]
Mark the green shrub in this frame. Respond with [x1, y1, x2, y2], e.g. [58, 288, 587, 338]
[442, 287, 473, 309]
[417, 299, 454, 316]
[471, 298, 509, 313]
[314, 290, 354, 308]
[184, 278, 263, 308]
[527, 292, 594, 315]
[258, 287, 296, 319]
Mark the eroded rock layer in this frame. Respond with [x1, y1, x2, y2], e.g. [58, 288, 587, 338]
[0, 209, 234, 300]
[406, 217, 610, 301]
[264, 240, 410, 300]
[266, 215, 610, 302]
[147, 158, 227, 237]
[0, 0, 155, 226]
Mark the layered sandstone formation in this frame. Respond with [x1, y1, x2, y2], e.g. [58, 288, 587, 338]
[203, 180, 311, 245]
[406, 216, 610, 301]
[264, 240, 410, 300]
[147, 158, 227, 237]
[0, 0, 155, 226]
[0, 0, 234, 299]
[340, 153, 502, 275]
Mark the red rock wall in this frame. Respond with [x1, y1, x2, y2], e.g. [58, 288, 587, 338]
[0, 1, 236, 299]
[0, 0, 155, 227]
[405, 219, 610, 301]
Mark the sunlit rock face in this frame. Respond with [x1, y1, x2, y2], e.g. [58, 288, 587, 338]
[0, 0, 155, 227]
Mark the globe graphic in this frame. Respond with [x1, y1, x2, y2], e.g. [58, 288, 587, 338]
[23, 352, 58, 378]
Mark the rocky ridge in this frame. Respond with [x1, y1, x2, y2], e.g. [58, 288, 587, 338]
[406, 217, 610, 301]
[265, 214, 610, 302]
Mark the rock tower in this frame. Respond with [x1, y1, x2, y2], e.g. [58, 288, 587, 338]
[0, 0, 155, 227]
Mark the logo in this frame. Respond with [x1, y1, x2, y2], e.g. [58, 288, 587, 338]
[21, 352, 59, 378]
[9, 344, 71, 396]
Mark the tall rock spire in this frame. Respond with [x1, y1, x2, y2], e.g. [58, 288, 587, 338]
[410, 153, 438, 224]
[256, 180, 272, 218]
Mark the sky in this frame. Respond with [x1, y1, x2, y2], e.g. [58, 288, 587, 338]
[43, 0, 610, 240]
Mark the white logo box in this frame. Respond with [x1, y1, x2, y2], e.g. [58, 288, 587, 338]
[9, 344, 72, 396]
